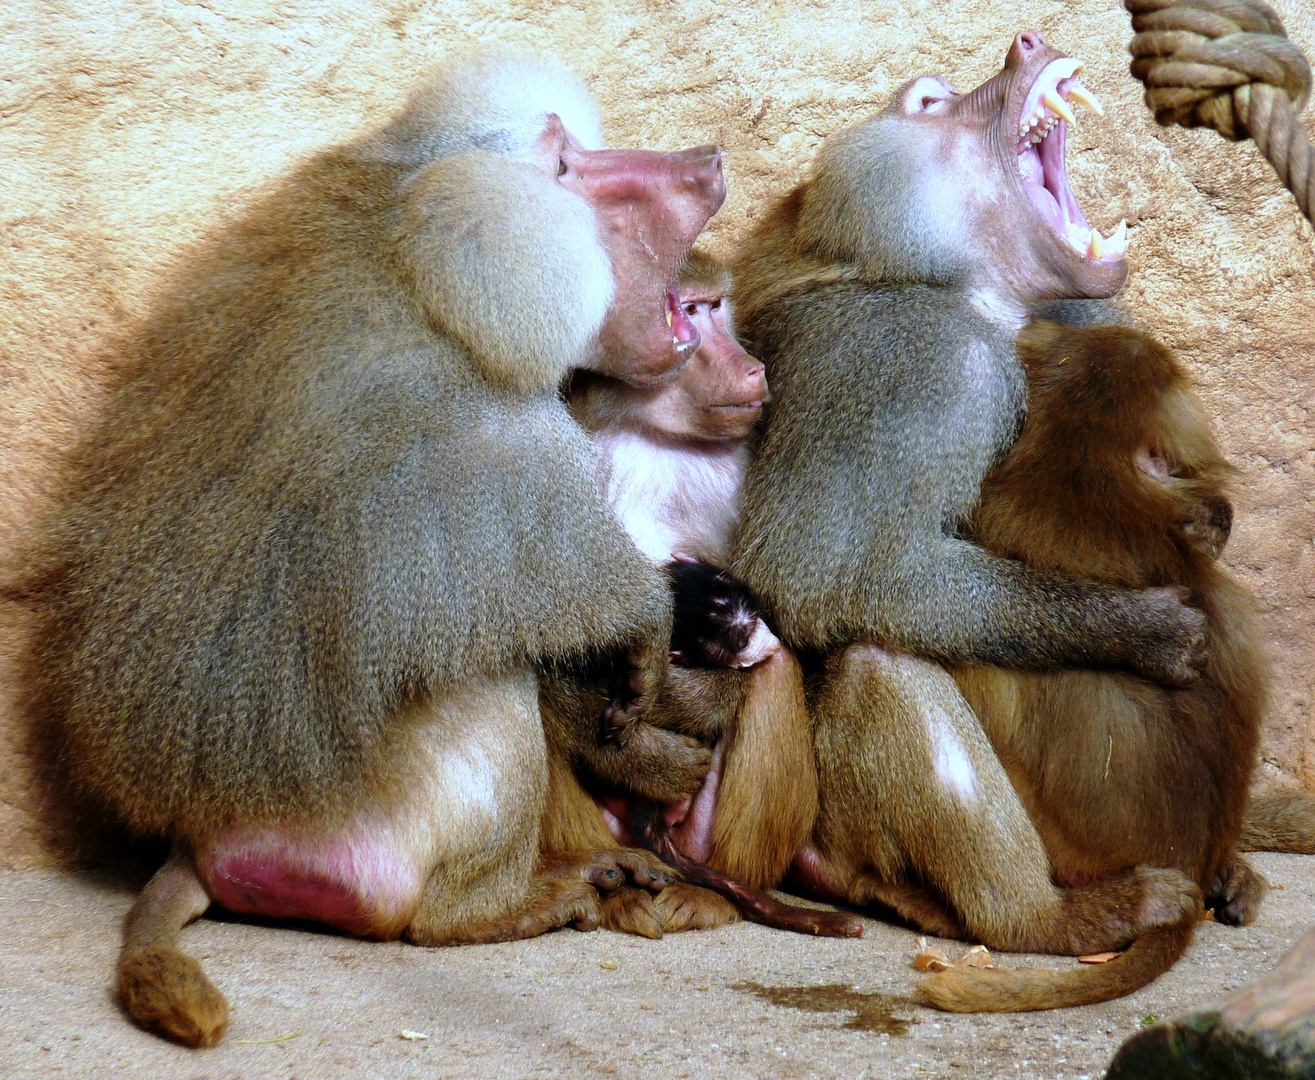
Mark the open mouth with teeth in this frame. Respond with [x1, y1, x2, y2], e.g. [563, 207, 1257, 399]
[1016, 58, 1126, 261]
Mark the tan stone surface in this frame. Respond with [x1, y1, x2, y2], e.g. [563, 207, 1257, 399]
[1, 0, 1314, 865]
[0, 853, 1312, 1079]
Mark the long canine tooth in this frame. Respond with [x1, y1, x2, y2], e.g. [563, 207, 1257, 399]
[1042, 91, 1077, 126]
[1066, 82, 1104, 117]
[1104, 218, 1128, 254]
[666, 308, 674, 328]
[1088, 226, 1104, 259]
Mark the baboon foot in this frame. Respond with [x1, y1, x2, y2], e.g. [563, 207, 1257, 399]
[654, 882, 739, 933]
[1206, 856, 1267, 927]
[1043, 866, 1200, 956]
[600, 886, 665, 939]
[540, 848, 674, 893]
[118, 945, 229, 1049]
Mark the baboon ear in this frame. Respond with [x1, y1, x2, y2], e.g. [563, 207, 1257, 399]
[398, 149, 613, 394]
[900, 76, 958, 116]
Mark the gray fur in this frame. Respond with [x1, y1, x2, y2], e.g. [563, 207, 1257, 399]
[733, 96, 1203, 681]
[22, 68, 667, 836]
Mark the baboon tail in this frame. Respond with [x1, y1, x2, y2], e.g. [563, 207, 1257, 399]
[1238, 791, 1315, 853]
[915, 921, 1194, 1013]
[117, 846, 229, 1048]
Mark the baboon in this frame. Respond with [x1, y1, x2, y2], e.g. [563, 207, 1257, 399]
[731, 31, 1209, 1008]
[541, 252, 830, 936]
[18, 51, 726, 1046]
[925, 319, 1268, 1009]
[667, 558, 779, 671]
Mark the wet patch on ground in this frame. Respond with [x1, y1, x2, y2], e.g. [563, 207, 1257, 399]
[731, 981, 917, 1035]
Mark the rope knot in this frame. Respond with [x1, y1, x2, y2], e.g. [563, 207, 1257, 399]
[1126, 0, 1313, 219]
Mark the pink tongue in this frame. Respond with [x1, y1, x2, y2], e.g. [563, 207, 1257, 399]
[667, 290, 700, 351]
[1023, 179, 1063, 231]
[1019, 144, 1063, 231]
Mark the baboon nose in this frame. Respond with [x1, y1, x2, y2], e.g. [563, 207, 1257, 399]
[1006, 30, 1048, 66]
[674, 145, 726, 207]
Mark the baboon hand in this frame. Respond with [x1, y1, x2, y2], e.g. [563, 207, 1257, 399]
[602, 635, 670, 738]
[1178, 494, 1232, 560]
[1126, 585, 1207, 687]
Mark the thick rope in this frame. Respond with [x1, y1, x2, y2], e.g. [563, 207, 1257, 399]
[1125, 0, 1314, 222]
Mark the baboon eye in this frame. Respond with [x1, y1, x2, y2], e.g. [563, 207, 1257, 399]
[684, 303, 698, 317]
[558, 158, 568, 177]
[710, 298, 722, 311]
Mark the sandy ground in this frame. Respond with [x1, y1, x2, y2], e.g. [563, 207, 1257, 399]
[2, 853, 1312, 1080]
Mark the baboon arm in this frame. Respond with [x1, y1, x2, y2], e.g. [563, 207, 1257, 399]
[650, 665, 746, 743]
[734, 293, 1199, 683]
[540, 668, 712, 805]
[744, 514, 1183, 676]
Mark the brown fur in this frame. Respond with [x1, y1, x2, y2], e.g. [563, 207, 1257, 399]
[1239, 790, 1315, 854]
[708, 647, 817, 888]
[922, 319, 1269, 1011]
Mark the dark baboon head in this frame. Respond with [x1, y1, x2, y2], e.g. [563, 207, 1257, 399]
[977, 320, 1236, 584]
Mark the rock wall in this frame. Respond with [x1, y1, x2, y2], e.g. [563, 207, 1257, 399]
[1, 0, 1313, 866]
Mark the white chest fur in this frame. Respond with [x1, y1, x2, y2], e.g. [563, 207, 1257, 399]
[596, 428, 747, 565]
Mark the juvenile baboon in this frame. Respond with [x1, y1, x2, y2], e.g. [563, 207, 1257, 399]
[731, 31, 1208, 1006]
[924, 319, 1269, 1009]
[542, 252, 827, 936]
[18, 51, 727, 1046]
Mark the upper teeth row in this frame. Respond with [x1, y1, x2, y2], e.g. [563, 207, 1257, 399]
[1022, 114, 1060, 144]
[1016, 83, 1102, 138]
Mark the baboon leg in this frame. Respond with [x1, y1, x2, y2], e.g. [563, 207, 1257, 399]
[812, 644, 1198, 955]
[851, 876, 968, 940]
[399, 672, 624, 945]
[403, 668, 675, 946]
[710, 646, 817, 889]
[117, 846, 228, 1049]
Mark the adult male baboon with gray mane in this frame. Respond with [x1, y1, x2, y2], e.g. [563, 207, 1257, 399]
[18, 50, 725, 1047]
[731, 30, 1209, 1010]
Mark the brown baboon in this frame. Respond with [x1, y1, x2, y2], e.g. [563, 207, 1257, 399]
[731, 31, 1209, 1009]
[18, 50, 726, 1046]
[924, 319, 1268, 1010]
